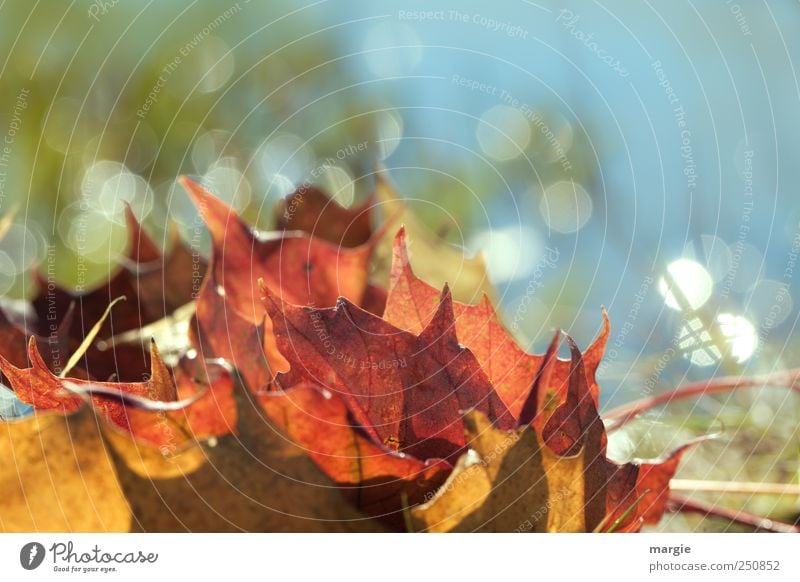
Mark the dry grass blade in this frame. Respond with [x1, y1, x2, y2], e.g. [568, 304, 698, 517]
[59, 296, 126, 378]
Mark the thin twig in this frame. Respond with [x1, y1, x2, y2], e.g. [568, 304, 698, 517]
[668, 494, 799, 533]
[671, 479, 800, 496]
[604, 368, 800, 430]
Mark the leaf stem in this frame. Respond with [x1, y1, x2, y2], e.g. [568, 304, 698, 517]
[603, 368, 800, 430]
[668, 494, 799, 533]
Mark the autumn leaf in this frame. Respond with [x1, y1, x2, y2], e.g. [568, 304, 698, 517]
[182, 175, 373, 311]
[106, 376, 385, 532]
[410, 413, 689, 533]
[170, 355, 238, 442]
[260, 382, 451, 528]
[540, 336, 608, 529]
[603, 441, 703, 532]
[0, 337, 173, 411]
[263, 282, 515, 463]
[0, 298, 74, 381]
[0, 166, 705, 533]
[181, 176, 376, 392]
[371, 171, 495, 304]
[410, 336, 610, 533]
[411, 410, 588, 532]
[121, 202, 163, 264]
[261, 242, 695, 532]
[30, 205, 200, 381]
[411, 338, 694, 532]
[191, 264, 284, 395]
[0, 407, 131, 532]
[0, 338, 231, 449]
[274, 183, 374, 247]
[1, 360, 387, 532]
[385, 226, 610, 418]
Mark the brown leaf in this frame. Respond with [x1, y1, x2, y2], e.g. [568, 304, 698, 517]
[2, 366, 382, 532]
[182, 175, 372, 311]
[411, 340, 687, 532]
[191, 265, 285, 394]
[260, 382, 450, 529]
[30, 206, 201, 381]
[181, 176, 374, 392]
[0, 337, 170, 410]
[601, 441, 697, 533]
[107, 376, 385, 532]
[411, 410, 588, 532]
[0, 407, 131, 532]
[263, 283, 515, 463]
[385, 227, 610, 418]
[0, 299, 74, 379]
[172, 356, 238, 442]
[122, 203, 162, 264]
[617, 442, 699, 531]
[540, 337, 608, 529]
[0, 338, 231, 450]
[275, 184, 374, 247]
[360, 283, 388, 317]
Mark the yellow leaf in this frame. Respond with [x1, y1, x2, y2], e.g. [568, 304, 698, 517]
[411, 410, 589, 532]
[0, 407, 131, 532]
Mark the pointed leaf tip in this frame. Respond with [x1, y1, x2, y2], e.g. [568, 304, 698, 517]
[258, 278, 280, 309]
[440, 282, 453, 303]
[565, 335, 582, 359]
[257, 277, 268, 297]
[424, 283, 456, 337]
[391, 226, 411, 269]
[26, 336, 48, 370]
[179, 176, 230, 217]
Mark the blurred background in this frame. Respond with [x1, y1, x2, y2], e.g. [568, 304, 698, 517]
[0, 0, 798, 530]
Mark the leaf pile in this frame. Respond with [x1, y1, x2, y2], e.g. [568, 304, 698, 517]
[0, 173, 694, 532]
